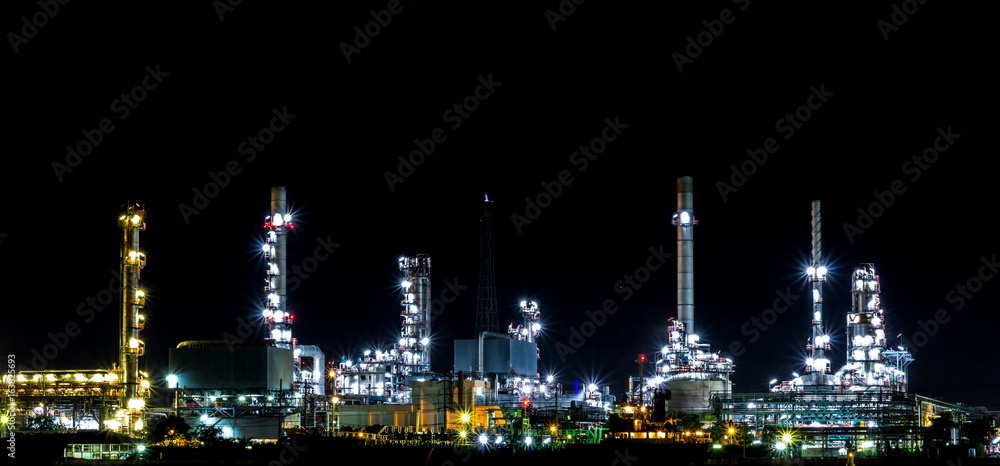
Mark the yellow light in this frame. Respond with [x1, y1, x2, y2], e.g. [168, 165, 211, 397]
[461, 413, 471, 423]
[115, 410, 125, 418]
[550, 426, 556, 432]
[32, 374, 41, 381]
[129, 338, 140, 349]
[331, 397, 339, 404]
[141, 380, 150, 389]
[45, 374, 55, 381]
[1, 416, 8, 424]
[329, 371, 336, 378]
[728, 428, 735, 434]
[104, 420, 122, 430]
[135, 420, 144, 431]
[92, 374, 104, 382]
[16, 374, 26, 382]
[459, 431, 467, 438]
[128, 398, 144, 410]
[131, 215, 141, 224]
[107, 373, 118, 381]
[74, 373, 86, 382]
[782, 433, 792, 443]
[136, 291, 145, 298]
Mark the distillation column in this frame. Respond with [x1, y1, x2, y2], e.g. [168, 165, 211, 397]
[118, 205, 148, 435]
[805, 201, 831, 385]
[263, 187, 293, 348]
[399, 254, 431, 375]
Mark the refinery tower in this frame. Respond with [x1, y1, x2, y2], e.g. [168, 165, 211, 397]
[652, 176, 734, 413]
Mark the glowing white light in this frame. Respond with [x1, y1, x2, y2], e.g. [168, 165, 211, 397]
[776, 442, 786, 450]
[262, 244, 269, 253]
[532, 323, 541, 332]
[167, 374, 178, 388]
[813, 290, 820, 303]
[271, 329, 281, 340]
[814, 311, 821, 321]
[401, 280, 411, 288]
[128, 398, 144, 410]
[141, 380, 150, 389]
[807, 266, 816, 276]
[479, 435, 489, 445]
[747, 403, 755, 409]
[856, 280, 864, 290]
[135, 420, 144, 431]
[281, 330, 290, 340]
[273, 214, 284, 226]
[688, 334, 700, 343]
[817, 266, 827, 277]
[546, 375, 554, 383]
[421, 337, 429, 346]
[869, 348, 880, 360]
[524, 436, 532, 445]
[806, 358, 814, 367]
[588, 384, 598, 392]
[263, 309, 272, 318]
[670, 331, 680, 340]
[496, 435, 503, 444]
[520, 301, 527, 307]
[861, 441, 874, 449]
[680, 211, 691, 224]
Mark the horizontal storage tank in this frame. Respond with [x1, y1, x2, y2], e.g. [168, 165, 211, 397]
[453, 339, 537, 375]
[168, 340, 294, 390]
[664, 378, 732, 414]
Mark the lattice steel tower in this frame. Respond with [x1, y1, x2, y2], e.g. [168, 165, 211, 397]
[475, 194, 500, 335]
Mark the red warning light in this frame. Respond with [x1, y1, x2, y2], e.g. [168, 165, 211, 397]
[639, 354, 646, 362]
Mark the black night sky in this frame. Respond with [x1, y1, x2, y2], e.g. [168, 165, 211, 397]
[3, 1, 997, 410]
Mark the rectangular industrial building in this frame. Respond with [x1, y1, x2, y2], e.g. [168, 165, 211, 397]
[453, 338, 537, 376]
[168, 340, 294, 390]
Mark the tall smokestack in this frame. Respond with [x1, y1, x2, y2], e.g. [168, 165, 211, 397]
[264, 186, 292, 348]
[674, 176, 697, 335]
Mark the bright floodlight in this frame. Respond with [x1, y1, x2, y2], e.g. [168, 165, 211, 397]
[524, 436, 532, 445]
[680, 211, 691, 224]
[273, 214, 284, 226]
[782, 433, 792, 442]
[520, 301, 527, 307]
[806, 266, 816, 276]
[588, 383, 598, 392]
[459, 431, 467, 438]
[136, 445, 145, 452]
[546, 375, 554, 383]
[776, 442, 786, 450]
[769, 379, 778, 385]
[991, 436, 999, 444]
[817, 266, 827, 277]
[479, 435, 488, 445]
[532, 323, 541, 331]
[401, 280, 411, 288]
[421, 337, 429, 346]
[496, 435, 503, 444]
[166, 374, 178, 388]
[792, 372, 799, 378]
[461, 413, 471, 423]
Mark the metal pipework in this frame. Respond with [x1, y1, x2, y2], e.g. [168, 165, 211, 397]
[674, 176, 697, 335]
[118, 204, 146, 436]
[265, 186, 291, 348]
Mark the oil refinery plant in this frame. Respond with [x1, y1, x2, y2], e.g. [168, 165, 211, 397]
[3, 181, 994, 459]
